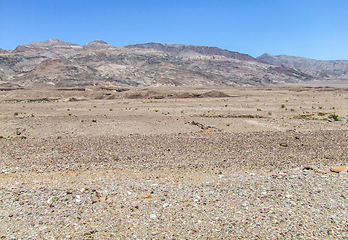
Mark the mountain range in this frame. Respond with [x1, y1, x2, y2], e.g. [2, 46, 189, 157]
[0, 39, 347, 88]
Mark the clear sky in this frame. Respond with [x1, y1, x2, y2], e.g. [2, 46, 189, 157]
[1, 0, 347, 60]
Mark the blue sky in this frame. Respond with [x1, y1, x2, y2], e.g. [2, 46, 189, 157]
[1, 0, 347, 60]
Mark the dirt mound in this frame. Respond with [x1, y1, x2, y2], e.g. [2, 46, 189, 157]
[199, 90, 230, 98]
[126, 90, 230, 99]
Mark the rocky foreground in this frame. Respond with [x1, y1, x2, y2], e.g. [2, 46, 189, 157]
[1, 130, 348, 239]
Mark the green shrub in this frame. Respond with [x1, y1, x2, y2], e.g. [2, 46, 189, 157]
[329, 113, 339, 121]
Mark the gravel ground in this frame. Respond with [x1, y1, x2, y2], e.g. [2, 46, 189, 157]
[1, 130, 348, 239]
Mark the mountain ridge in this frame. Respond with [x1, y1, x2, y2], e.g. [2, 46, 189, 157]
[0, 39, 347, 88]
[257, 53, 348, 78]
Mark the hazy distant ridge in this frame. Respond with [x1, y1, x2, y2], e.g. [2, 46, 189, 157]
[257, 53, 348, 77]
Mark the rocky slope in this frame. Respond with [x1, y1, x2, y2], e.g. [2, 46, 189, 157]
[0, 39, 346, 88]
[257, 53, 348, 78]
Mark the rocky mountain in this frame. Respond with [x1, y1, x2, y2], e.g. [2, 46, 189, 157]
[0, 39, 347, 88]
[13, 38, 82, 53]
[257, 53, 348, 78]
[125, 43, 256, 62]
[83, 40, 117, 50]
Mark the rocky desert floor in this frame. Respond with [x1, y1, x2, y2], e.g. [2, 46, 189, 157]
[1, 85, 348, 239]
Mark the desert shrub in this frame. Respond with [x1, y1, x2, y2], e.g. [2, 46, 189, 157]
[328, 113, 339, 121]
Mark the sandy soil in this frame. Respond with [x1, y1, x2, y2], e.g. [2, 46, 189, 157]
[1, 85, 348, 239]
[1, 85, 347, 138]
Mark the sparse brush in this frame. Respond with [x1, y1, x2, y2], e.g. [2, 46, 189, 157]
[328, 113, 339, 121]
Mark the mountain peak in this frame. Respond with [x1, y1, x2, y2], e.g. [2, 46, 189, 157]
[14, 39, 82, 53]
[92, 40, 108, 44]
[83, 40, 116, 50]
[28, 38, 79, 48]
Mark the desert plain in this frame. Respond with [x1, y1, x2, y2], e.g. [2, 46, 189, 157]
[1, 85, 348, 239]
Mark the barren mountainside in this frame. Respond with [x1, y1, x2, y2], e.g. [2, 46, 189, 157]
[0, 39, 347, 88]
[257, 53, 348, 78]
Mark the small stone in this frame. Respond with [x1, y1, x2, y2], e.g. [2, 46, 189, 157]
[142, 194, 152, 199]
[280, 143, 288, 147]
[47, 198, 54, 205]
[163, 203, 169, 207]
[9, 214, 13, 217]
[150, 214, 157, 220]
[105, 198, 113, 204]
[331, 166, 348, 173]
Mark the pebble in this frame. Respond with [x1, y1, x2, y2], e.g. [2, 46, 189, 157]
[331, 166, 348, 173]
[1, 130, 348, 239]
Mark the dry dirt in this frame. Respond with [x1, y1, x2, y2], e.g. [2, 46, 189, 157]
[1, 85, 348, 239]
